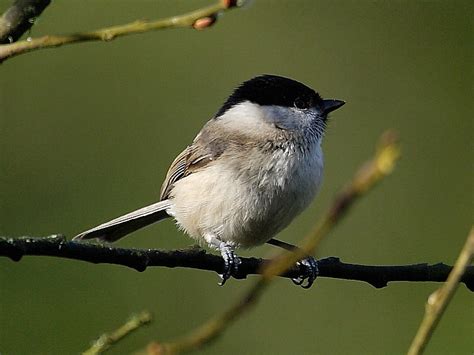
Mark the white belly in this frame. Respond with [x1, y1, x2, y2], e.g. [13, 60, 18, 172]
[169, 143, 323, 248]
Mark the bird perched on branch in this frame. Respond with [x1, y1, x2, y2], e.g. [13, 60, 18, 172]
[74, 74, 345, 287]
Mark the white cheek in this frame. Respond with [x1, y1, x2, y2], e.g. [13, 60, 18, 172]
[219, 101, 276, 134]
[217, 102, 318, 133]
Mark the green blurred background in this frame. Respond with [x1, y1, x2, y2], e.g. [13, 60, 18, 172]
[1, 1, 472, 354]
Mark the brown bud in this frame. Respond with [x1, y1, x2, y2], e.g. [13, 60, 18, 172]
[193, 15, 217, 30]
[222, 0, 239, 8]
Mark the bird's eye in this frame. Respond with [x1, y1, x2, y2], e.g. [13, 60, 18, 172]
[294, 97, 309, 109]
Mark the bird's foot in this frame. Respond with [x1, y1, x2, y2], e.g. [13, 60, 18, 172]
[292, 256, 319, 289]
[217, 242, 241, 286]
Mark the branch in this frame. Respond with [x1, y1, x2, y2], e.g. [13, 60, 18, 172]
[0, 0, 243, 63]
[1, 235, 473, 290]
[0, 0, 51, 44]
[407, 227, 474, 355]
[83, 311, 153, 355]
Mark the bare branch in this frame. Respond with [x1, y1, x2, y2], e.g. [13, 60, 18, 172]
[0, 0, 51, 44]
[407, 227, 474, 355]
[83, 311, 153, 355]
[1, 235, 473, 290]
[0, 0, 243, 63]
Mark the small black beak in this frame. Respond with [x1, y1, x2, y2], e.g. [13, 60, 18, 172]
[321, 99, 345, 115]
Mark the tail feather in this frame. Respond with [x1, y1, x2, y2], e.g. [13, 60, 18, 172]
[73, 200, 172, 242]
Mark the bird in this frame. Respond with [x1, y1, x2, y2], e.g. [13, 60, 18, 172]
[74, 74, 345, 287]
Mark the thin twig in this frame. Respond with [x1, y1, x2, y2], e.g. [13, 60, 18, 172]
[407, 227, 474, 355]
[0, 0, 242, 63]
[0, 0, 51, 44]
[83, 311, 153, 355]
[145, 130, 402, 354]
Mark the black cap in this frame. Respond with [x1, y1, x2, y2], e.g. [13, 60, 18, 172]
[216, 74, 331, 118]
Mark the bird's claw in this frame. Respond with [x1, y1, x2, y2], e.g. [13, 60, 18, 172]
[218, 243, 241, 286]
[292, 256, 319, 289]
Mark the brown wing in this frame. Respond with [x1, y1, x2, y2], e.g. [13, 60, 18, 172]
[159, 127, 227, 200]
[160, 147, 190, 200]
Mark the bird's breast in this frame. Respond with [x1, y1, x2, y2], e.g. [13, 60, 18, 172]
[169, 141, 324, 248]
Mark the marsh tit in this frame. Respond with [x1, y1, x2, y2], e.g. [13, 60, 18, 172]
[74, 75, 345, 287]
